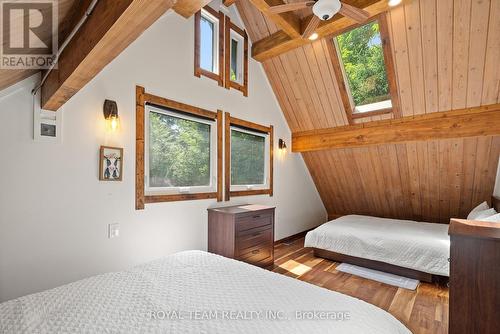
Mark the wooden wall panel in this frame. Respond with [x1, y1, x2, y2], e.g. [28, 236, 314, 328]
[237, 0, 500, 224]
[238, 0, 500, 130]
[302, 136, 500, 223]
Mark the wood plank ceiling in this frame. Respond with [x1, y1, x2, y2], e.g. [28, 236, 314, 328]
[0, 0, 77, 91]
[236, 0, 500, 222]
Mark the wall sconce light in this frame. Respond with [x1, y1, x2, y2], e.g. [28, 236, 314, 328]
[103, 99, 119, 131]
[279, 138, 287, 150]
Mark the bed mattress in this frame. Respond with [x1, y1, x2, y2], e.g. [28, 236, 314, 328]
[0, 250, 409, 333]
[305, 215, 450, 276]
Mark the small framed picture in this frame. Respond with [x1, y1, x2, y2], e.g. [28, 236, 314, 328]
[99, 146, 123, 181]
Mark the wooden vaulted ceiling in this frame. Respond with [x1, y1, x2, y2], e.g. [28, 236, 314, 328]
[236, 0, 500, 222]
[0, 0, 77, 91]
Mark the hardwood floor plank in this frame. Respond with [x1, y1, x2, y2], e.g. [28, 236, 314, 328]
[273, 236, 449, 333]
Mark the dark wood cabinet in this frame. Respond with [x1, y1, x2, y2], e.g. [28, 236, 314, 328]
[208, 204, 275, 267]
[448, 219, 500, 334]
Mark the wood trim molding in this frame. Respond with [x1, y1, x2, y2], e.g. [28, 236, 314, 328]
[327, 38, 354, 124]
[144, 92, 218, 120]
[325, 14, 400, 124]
[378, 13, 401, 119]
[224, 112, 231, 201]
[224, 112, 274, 200]
[135, 86, 222, 209]
[274, 227, 318, 245]
[136, 86, 145, 210]
[251, 0, 408, 62]
[292, 103, 500, 152]
[41, 0, 176, 111]
[224, 16, 249, 96]
[217, 110, 224, 202]
[194, 6, 225, 86]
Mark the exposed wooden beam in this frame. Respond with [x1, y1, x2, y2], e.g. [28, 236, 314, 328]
[292, 104, 500, 152]
[173, 0, 212, 18]
[223, 0, 237, 6]
[248, 0, 302, 38]
[252, 0, 403, 62]
[41, 0, 176, 111]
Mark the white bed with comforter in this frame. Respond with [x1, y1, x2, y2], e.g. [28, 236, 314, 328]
[0, 250, 409, 334]
[305, 215, 450, 277]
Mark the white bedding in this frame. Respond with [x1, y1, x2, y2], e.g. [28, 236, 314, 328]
[0, 250, 409, 333]
[305, 215, 450, 276]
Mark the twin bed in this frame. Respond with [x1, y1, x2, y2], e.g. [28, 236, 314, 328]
[305, 215, 450, 282]
[305, 196, 500, 283]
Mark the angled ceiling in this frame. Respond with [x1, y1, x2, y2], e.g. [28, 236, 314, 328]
[236, 0, 500, 222]
[0, 0, 77, 91]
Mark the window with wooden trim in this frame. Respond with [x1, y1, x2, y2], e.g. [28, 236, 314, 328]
[225, 113, 273, 200]
[327, 14, 400, 123]
[225, 16, 248, 96]
[135, 86, 222, 209]
[194, 7, 224, 86]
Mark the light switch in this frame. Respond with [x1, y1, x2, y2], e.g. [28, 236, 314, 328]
[108, 223, 120, 239]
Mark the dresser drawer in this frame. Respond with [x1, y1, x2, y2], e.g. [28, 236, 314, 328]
[235, 213, 273, 232]
[238, 243, 272, 264]
[208, 205, 275, 268]
[236, 226, 272, 251]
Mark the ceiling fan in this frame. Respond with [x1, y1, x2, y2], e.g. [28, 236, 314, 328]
[268, 0, 370, 39]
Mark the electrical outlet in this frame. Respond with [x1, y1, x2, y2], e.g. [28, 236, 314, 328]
[108, 223, 120, 239]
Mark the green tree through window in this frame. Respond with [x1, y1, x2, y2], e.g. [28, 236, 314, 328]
[149, 111, 211, 188]
[336, 21, 390, 106]
[231, 129, 266, 185]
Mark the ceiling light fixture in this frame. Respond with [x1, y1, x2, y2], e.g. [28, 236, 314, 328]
[308, 32, 319, 41]
[388, 0, 402, 7]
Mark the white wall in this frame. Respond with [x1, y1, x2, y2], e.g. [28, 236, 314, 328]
[0, 6, 326, 302]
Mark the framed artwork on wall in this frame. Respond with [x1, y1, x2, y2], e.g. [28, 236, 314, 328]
[99, 146, 123, 181]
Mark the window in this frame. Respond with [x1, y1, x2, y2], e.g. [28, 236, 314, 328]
[229, 31, 245, 85]
[225, 113, 273, 200]
[224, 16, 248, 96]
[200, 14, 217, 73]
[135, 86, 223, 209]
[146, 106, 215, 193]
[231, 128, 268, 186]
[195, 7, 224, 86]
[328, 14, 400, 123]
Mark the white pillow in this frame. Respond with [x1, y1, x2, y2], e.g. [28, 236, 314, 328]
[467, 201, 490, 219]
[482, 213, 500, 223]
[468, 208, 497, 220]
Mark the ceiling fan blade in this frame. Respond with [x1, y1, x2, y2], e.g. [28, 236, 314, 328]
[302, 15, 321, 38]
[339, 2, 370, 22]
[268, 1, 315, 14]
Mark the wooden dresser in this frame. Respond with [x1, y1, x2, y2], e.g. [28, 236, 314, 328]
[448, 218, 500, 334]
[208, 204, 275, 267]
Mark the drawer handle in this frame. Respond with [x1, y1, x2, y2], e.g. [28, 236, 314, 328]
[252, 249, 260, 254]
[252, 232, 261, 237]
[253, 215, 261, 219]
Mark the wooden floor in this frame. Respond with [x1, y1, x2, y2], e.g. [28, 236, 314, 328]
[271, 236, 449, 334]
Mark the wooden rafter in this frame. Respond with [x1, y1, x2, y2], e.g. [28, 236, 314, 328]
[292, 103, 500, 152]
[251, 0, 407, 62]
[41, 0, 177, 111]
[174, 0, 213, 18]
[247, 0, 302, 38]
